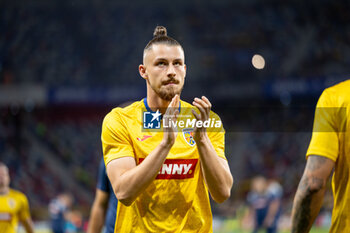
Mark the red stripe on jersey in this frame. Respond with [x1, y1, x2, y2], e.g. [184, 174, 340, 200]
[139, 158, 198, 179]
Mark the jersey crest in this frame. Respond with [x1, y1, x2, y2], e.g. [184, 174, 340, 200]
[7, 198, 15, 209]
[182, 128, 196, 146]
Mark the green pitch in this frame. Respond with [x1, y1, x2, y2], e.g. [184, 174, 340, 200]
[214, 218, 329, 233]
[215, 228, 329, 233]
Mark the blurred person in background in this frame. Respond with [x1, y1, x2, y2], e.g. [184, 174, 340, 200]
[48, 192, 74, 233]
[246, 176, 282, 233]
[65, 209, 83, 233]
[291, 80, 350, 233]
[88, 102, 131, 233]
[0, 162, 34, 233]
[102, 25, 233, 232]
[87, 159, 117, 233]
[266, 178, 283, 230]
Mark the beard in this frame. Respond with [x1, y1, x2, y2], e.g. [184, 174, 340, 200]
[157, 85, 183, 101]
[148, 79, 184, 101]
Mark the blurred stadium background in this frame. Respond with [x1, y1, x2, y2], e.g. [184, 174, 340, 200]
[1, 0, 349, 232]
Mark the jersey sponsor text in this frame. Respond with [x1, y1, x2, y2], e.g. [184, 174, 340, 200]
[139, 158, 198, 179]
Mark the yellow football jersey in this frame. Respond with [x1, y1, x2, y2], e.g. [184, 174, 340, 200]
[102, 98, 226, 233]
[0, 189, 31, 233]
[307, 79, 350, 232]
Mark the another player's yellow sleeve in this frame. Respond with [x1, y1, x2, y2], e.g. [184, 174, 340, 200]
[101, 110, 135, 165]
[207, 112, 226, 160]
[307, 89, 340, 162]
[18, 193, 31, 222]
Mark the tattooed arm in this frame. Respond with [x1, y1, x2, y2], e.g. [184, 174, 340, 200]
[291, 155, 334, 233]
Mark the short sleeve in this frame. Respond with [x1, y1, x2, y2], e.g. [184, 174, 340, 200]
[97, 159, 110, 192]
[207, 112, 226, 160]
[101, 110, 135, 166]
[18, 194, 31, 221]
[306, 89, 340, 162]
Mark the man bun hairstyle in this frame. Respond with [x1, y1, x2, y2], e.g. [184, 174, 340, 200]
[153, 26, 167, 37]
[144, 26, 182, 51]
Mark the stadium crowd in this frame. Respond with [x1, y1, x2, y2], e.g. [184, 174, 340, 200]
[1, 0, 350, 87]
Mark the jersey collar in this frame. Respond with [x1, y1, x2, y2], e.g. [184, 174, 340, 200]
[143, 98, 181, 113]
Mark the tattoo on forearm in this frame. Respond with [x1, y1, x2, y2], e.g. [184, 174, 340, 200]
[292, 190, 312, 232]
[292, 176, 324, 233]
[292, 156, 327, 233]
[306, 156, 328, 171]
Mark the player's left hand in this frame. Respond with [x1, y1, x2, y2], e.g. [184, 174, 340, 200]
[192, 96, 211, 142]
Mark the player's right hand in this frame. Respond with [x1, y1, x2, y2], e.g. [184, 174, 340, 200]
[162, 94, 179, 147]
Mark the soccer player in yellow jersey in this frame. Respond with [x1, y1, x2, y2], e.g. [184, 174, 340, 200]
[291, 79, 350, 233]
[0, 162, 34, 233]
[101, 26, 233, 232]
